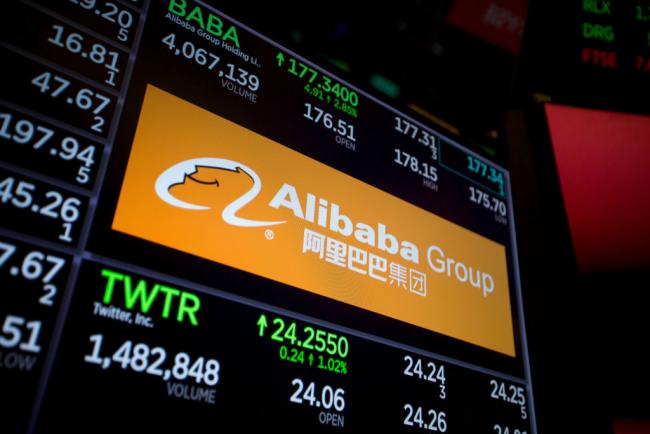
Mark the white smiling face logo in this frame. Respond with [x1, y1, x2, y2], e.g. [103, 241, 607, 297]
[155, 158, 285, 227]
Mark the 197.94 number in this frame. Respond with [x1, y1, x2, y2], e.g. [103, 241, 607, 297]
[0, 112, 96, 185]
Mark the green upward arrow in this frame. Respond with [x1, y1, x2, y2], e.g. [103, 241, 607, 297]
[257, 314, 268, 337]
[276, 52, 285, 67]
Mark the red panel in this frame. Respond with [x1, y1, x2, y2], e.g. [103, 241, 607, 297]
[613, 420, 650, 434]
[446, 0, 527, 55]
[545, 104, 650, 271]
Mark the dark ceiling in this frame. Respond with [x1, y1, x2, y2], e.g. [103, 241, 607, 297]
[217, 0, 522, 164]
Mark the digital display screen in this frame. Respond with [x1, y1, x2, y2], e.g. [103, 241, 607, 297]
[1, 1, 536, 432]
[520, 1, 650, 116]
[578, 0, 650, 73]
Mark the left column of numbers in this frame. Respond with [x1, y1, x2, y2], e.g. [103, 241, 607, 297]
[0, 1, 146, 432]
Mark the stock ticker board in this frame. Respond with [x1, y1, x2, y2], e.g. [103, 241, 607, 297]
[521, 0, 650, 114]
[579, 0, 650, 72]
[0, 1, 536, 433]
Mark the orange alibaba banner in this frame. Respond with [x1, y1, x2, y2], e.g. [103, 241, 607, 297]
[113, 85, 516, 356]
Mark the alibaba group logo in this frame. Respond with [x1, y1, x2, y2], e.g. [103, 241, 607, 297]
[155, 158, 285, 227]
